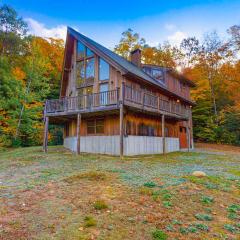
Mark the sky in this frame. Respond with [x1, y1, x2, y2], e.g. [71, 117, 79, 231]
[2, 0, 240, 49]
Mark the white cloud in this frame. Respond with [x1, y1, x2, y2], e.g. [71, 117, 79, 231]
[25, 18, 67, 40]
[167, 31, 187, 45]
[164, 23, 176, 31]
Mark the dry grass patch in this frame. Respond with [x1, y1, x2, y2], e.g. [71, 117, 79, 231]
[64, 170, 107, 183]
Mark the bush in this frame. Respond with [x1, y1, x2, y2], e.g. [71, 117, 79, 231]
[152, 229, 167, 240]
[93, 200, 108, 210]
[195, 213, 213, 221]
[194, 223, 209, 231]
[201, 196, 214, 204]
[144, 181, 157, 188]
[84, 216, 96, 227]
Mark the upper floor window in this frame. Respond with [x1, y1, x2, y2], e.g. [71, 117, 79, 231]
[99, 58, 109, 81]
[77, 41, 85, 59]
[86, 58, 95, 83]
[76, 41, 95, 87]
[142, 66, 165, 84]
[152, 69, 164, 83]
[77, 41, 93, 59]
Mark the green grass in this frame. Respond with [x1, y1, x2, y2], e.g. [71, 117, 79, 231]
[0, 146, 240, 240]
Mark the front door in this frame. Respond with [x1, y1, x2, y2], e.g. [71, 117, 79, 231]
[179, 126, 187, 148]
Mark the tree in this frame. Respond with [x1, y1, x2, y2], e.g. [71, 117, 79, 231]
[0, 4, 28, 62]
[227, 25, 240, 52]
[180, 37, 199, 68]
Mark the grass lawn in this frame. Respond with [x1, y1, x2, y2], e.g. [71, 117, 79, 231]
[0, 146, 239, 240]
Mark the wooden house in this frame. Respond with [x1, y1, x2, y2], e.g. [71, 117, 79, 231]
[43, 27, 196, 156]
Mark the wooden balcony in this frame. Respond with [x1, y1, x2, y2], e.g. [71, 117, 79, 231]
[44, 86, 190, 119]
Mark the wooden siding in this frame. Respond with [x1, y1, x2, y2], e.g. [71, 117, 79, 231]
[64, 112, 184, 138]
[166, 73, 190, 100]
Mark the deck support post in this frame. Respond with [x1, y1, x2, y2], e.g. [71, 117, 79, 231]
[119, 82, 125, 158]
[76, 113, 81, 154]
[162, 114, 165, 154]
[187, 126, 190, 152]
[43, 116, 49, 153]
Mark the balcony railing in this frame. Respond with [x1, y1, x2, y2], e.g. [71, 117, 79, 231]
[45, 89, 119, 113]
[124, 86, 190, 117]
[45, 86, 190, 119]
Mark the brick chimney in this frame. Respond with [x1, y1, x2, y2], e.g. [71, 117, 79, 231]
[130, 49, 141, 67]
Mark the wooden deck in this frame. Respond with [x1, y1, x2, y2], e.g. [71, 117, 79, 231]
[44, 87, 190, 119]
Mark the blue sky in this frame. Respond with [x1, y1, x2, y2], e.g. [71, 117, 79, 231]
[2, 0, 240, 48]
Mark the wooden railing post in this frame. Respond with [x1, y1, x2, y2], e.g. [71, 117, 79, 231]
[162, 114, 165, 154]
[76, 113, 81, 154]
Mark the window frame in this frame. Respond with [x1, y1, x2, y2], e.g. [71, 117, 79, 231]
[86, 118, 105, 135]
[76, 41, 95, 89]
[152, 68, 165, 84]
[99, 57, 110, 82]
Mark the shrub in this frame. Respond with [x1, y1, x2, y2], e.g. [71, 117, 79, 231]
[194, 223, 209, 231]
[224, 224, 237, 233]
[172, 219, 182, 225]
[179, 227, 188, 234]
[144, 181, 157, 188]
[152, 229, 168, 240]
[195, 213, 213, 221]
[163, 201, 172, 208]
[84, 216, 96, 227]
[227, 204, 240, 213]
[201, 196, 214, 204]
[188, 226, 198, 233]
[227, 212, 238, 220]
[93, 200, 108, 210]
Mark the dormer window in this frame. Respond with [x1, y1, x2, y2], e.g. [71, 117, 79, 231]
[152, 68, 164, 83]
[143, 66, 165, 84]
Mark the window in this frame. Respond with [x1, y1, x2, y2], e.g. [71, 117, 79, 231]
[76, 61, 85, 86]
[86, 58, 95, 84]
[87, 119, 104, 134]
[143, 66, 165, 84]
[77, 41, 85, 59]
[100, 83, 108, 92]
[96, 119, 104, 134]
[86, 47, 93, 57]
[142, 67, 151, 75]
[138, 123, 156, 136]
[100, 83, 109, 105]
[87, 120, 95, 134]
[76, 41, 95, 88]
[152, 68, 164, 83]
[99, 58, 109, 81]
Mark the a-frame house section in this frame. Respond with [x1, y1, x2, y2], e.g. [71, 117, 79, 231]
[43, 27, 195, 156]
